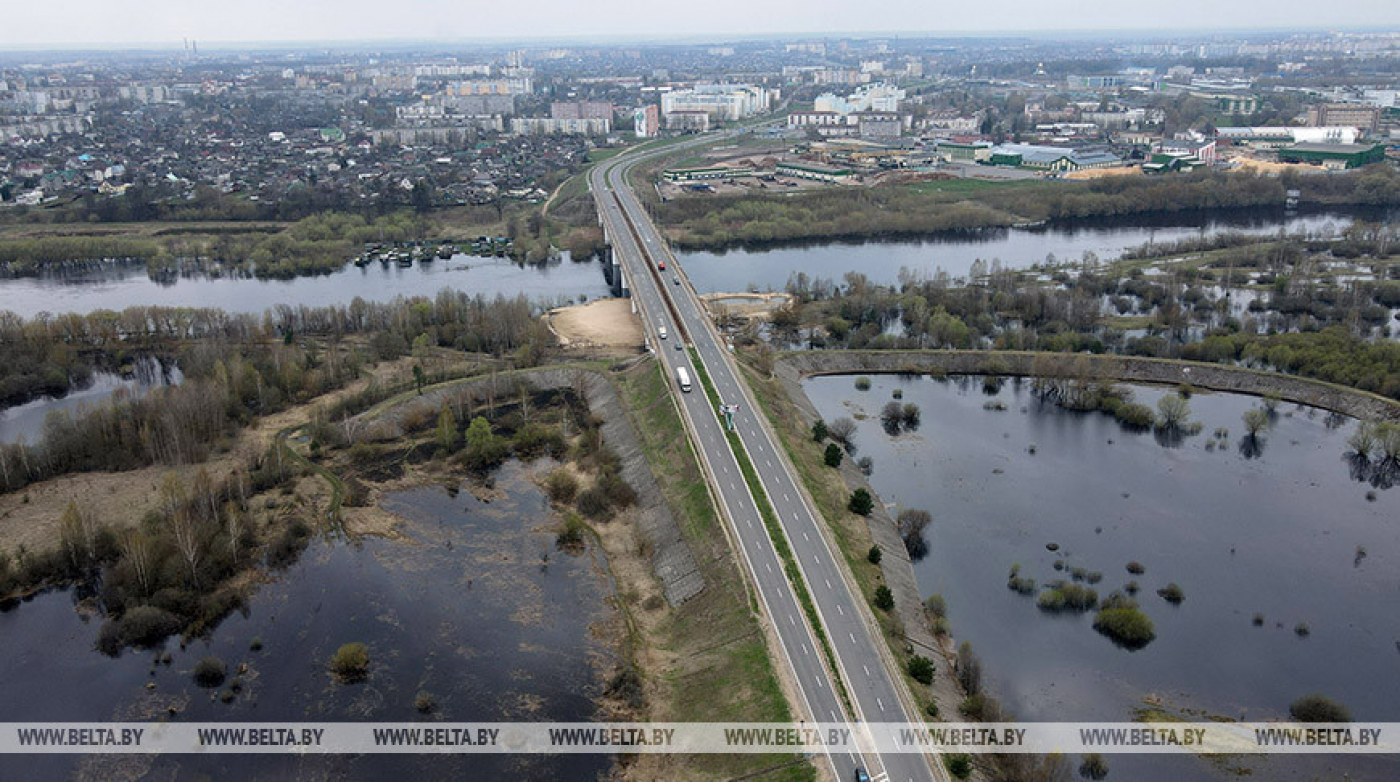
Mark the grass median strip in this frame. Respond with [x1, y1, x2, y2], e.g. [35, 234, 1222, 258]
[687, 347, 854, 717]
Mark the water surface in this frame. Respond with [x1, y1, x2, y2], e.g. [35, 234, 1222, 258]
[804, 374, 1400, 780]
[682, 209, 1376, 293]
[0, 461, 617, 781]
[0, 254, 611, 318]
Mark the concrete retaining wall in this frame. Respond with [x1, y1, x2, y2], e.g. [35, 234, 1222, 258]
[776, 350, 1400, 422]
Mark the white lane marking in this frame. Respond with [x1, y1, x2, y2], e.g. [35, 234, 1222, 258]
[765, 459, 772, 468]
[746, 519, 753, 528]
[801, 644, 809, 656]
[787, 614, 796, 627]
[837, 604, 844, 616]
[825, 579, 833, 591]
[765, 562, 772, 573]
[816, 678, 824, 689]
[863, 665, 871, 677]
[812, 554, 820, 566]
[802, 531, 809, 541]
[783, 493, 790, 502]
[877, 698, 886, 712]
[849, 632, 856, 644]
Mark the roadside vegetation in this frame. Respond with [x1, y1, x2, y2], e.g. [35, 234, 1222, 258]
[613, 360, 814, 781]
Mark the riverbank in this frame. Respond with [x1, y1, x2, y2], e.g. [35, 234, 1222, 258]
[655, 167, 1400, 253]
[546, 298, 645, 354]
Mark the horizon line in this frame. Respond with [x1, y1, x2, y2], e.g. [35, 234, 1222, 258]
[2, 25, 1400, 53]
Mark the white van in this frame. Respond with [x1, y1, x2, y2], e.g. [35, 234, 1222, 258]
[658, 325, 668, 340]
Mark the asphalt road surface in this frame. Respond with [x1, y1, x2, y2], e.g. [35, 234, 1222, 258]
[590, 135, 941, 782]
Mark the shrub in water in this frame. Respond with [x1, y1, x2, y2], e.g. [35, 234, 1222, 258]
[193, 656, 227, 688]
[1079, 752, 1110, 780]
[415, 690, 437, 713]
[329, 642, 370, 682]
[1158, 583, 1185, 604]
[1288, 693, 1350, 723]
[1093, 606, 1156, 649]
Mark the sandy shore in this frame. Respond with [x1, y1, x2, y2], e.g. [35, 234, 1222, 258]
[547, 298, 644, 349]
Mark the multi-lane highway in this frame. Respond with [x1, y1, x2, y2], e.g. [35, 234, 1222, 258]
[590, 136, 941, 782]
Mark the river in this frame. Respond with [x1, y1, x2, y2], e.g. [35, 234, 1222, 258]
[804, 374, 1400, 781]
[0, 253, 613, 319]
[681, 207, 1386, 293]
[0, 460, 618, 781]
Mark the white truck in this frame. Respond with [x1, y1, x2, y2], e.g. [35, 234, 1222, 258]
[675, 366, 692, 393]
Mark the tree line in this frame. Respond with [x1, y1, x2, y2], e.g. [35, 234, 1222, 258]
[657, 166, 1400, 251]
[0, 291, 553, 494]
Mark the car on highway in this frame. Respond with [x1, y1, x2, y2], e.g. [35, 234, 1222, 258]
[854, 768, 870, 782]
[672, 275, 680, 285]
[658, 326, 668, 339]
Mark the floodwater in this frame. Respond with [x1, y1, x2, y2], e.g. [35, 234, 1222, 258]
[0, 356, 182, 444]
[0, 253, 612, 318]
[0, 460, 618, 781]
[804, 374, 1400, 781]
[681, 208, 1381, 293]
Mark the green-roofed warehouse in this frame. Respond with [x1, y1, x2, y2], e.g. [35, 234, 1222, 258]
[1277, 143, 1385, 169]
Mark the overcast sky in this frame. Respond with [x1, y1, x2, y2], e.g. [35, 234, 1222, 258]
[4, 0, 1398, 48]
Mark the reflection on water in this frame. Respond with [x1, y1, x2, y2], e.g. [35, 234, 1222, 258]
[0, 356, 182, 444]
[0, 253, 612, 318]
[805, 374, 1400, 781]
[681, 208, 1382, 293]
[0, 461, 617, 781]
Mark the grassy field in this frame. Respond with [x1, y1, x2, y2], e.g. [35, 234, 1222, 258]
[613, 360, 814, 782]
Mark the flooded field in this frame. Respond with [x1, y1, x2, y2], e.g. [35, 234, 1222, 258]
[0, 356, 182, 445]
[805, 373, 1400, 781]
[0, 460, 618, 781]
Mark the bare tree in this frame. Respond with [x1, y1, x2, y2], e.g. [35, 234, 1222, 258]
[161, 474, 202, 586]
[828, 417, 857, 448]
[121, 530, 157, 597]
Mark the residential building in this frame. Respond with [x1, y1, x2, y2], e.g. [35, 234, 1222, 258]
[551, 101, 613, 121]
[660, 84, 771, 122]
[857, 112, 902, 141]
[633, 105, 659, 138]
[509, 117, 610, 136]
[664, 110, 710, 132]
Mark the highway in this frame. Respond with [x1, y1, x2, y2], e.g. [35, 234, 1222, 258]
[590, 135, 940, 782]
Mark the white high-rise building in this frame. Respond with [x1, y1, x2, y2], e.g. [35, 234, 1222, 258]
[660, 84, 772, 122]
